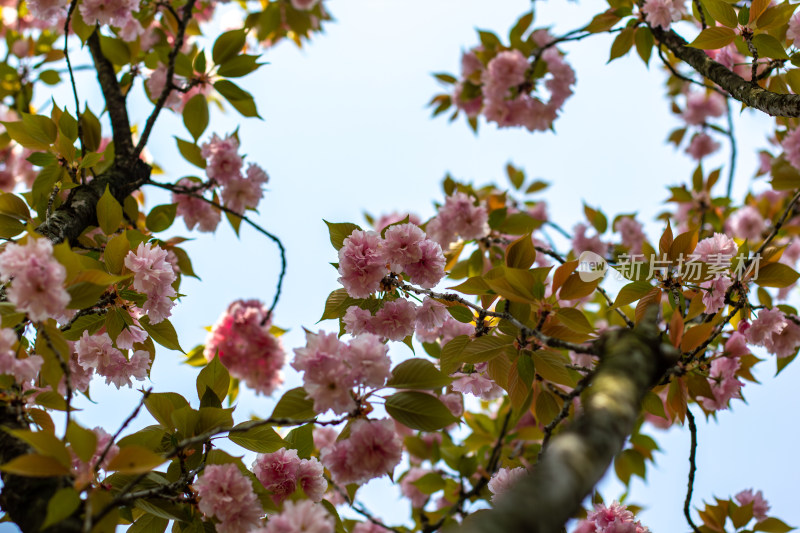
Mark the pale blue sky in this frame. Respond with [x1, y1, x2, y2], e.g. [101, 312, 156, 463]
[7, 0, 798, 531]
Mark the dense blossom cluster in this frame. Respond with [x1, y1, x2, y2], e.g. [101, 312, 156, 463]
[0, 237, 70, 322]
[173, 134, 269, 232]
[319, 418, 403, 485]
[124, 242, 177, 324]
[450, 32, 576, 131]
[75, 331, 151, 389]
[204, 299, 285, 395]
[337, 222, 446, 298]
[252, 447, 327, 503]
[0, 328, 42, 385]
[640, 0, 686, 30]
[194, 464, 264, 533]
[292, 330, 390, 414]
[573, 502, 651, 533]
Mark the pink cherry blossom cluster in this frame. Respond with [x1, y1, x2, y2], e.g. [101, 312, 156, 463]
[700, 276, 732, 315]
[204, 300, 285, 395]
[743, 308, 800, 358]
[416, 316, 474, 344]
[0, 237, 70, 322]
[252, 447, 327, 504]
[571, 223, 607, 257]
[75, 331, 151, 389]
[726, 205, 766, 241]
[735, 489, 770, 522]
[573, 501, 651, 533]
[782, 127, 800, 171]
[0, 328, 42, 384]
[263, 500, 334, 533]
[79, 0, 143, 41]
[145, 65, 213, 111]
[613, 217, 645, 254]
[338, 223, 446, 298]
[487, 466, 526, 502]
[426, 192, 490, 249]
[641, 0, 686, 30]
[172, 178, 221, 232]
[194, 463, 264, 533]
[291, 330, 390, 414]
[124, 242, 176, 324]
[204, 134, 268, 214]
[451, 33, 575, 132]
[344, 296, 450, 344]
[677, 90, 726, 161]
[399, 467, 432, 508]
[319, 418, 403, 485]
[451, 364, 504, 401]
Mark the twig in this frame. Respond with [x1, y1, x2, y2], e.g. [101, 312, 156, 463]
[538, 371, 594, 460]
[751, 189, 800, 262]
[329, 478, 404, 533]
[133, 0, 199, 160]
[38, 326, 72, 437]
[423, 410, 512, 532]
[60, 291, 117, 332]
[656, 44, 727, 95]
[147, 180, 286, 319]
[724, 98, 737, 199]
[394, 279, 595, 354]
[93, 388, 152, 472]
[693, 0, 707, 28]
[63, 0, 85, 173]
[684, 409, 702, 533]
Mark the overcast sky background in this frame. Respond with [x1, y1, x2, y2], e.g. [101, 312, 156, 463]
[6, 0, 799, 531]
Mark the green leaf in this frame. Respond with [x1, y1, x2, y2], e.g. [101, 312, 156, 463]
[285, 423, 314, 459]
[385, 392, 459, 431]
[756, 1, 799, 30]
[145, 392, 190, 428]
[97, 185, 122, 235]
[183, 94, 209, 142]
[447, 305, 474, 323]
[752, 33, 789, 59]
[0, 453, 71, 476]
[0, 192, 31, 220]
[228, 423, 285, 453]
[212, 29, 247, 65]
[42, 488, 81, 529]
[271, 387, 316, 421]
[634, 26, 654, 66]
[58, 111, 79, 142]
[754, 517, 794, 533]
[386, 359, 452, 390]
[79, 108, 102, 152]
[505, 233, 536, 269]
[39, 70, 61, 85]
[217, 55, 262, 78]
[687, 27, 736, 49]
[145, 204, 178, 233]
[609, 27, 635, 62]
[175, 137, 206, 168]
[214, 80, 260, 118]
[532, 350, 577, 387]
[197, 356, 230, 403]
[106, 445, 167, 474]
[439, 335, 470, 375]
[67, 282, 110, 310]
[0, 214, 25, 239]
[66, 422, 98, 464]
[78, 152, 103, 170]
[8, 429, 71, 467]
[754, 262, 800, 288]
[3, 114, 57, 150]
[128, 514, 169, 533]
[323, 220, 362, 251]
[105, 232, 131, 275]
[99, 35, 131, 65]
[701, 0, 739, 27]
[612, 280, 655, 307]
[140, 316, 183, 352]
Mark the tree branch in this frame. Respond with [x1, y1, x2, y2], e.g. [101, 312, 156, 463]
[684, 409, 702, 533]
[86, 29, 133, 161]
[460, 308, 679, 533]
[651, 26, 800, 117]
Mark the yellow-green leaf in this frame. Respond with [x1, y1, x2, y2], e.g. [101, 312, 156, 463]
[96, 185, 122, 235]
[106, 445, 167, 474]
[0, 453, 71, 476]
[687, 27, 736, 49]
